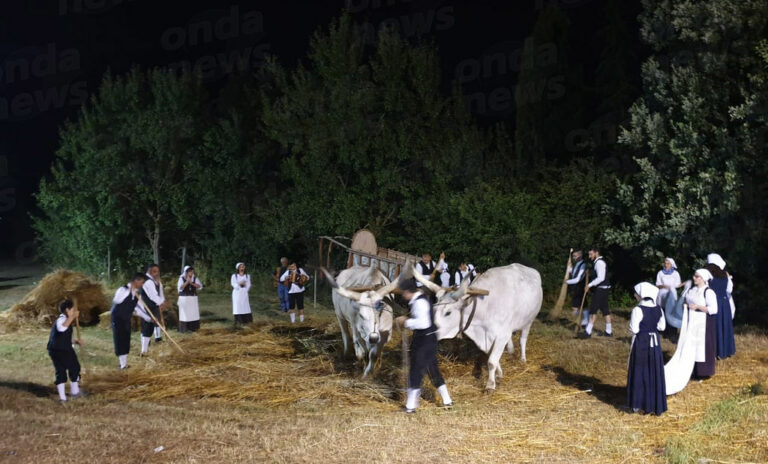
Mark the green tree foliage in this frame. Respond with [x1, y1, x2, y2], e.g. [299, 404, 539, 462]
[34, 68, 210, 273]
[606, 0, 768, 318]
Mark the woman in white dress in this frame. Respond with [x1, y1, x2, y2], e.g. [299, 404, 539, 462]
[656, 257, 682, 307]
[231, 262, 252, 325]
[177, 265, 203, 332]
[664, 269, 718, 395]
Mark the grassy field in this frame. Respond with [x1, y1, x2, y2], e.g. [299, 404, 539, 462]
[1, 268, 767, 463]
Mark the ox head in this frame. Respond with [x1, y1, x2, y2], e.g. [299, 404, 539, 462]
[413, 267, 473, 340]
[321, 267, 397, 346]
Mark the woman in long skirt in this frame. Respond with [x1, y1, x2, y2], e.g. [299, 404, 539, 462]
[656, 257, 682, 308]
[177, 265, 202, 332]
[664, 269, 718, 393]
[706, 253, 735, 359]
[627, 282, 667, 415]
[231, 262, 253, 324]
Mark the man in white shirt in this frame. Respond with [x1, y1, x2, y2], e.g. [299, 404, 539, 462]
[280, 262, 310, 323]
[566, 250, 587, 319]
[582, 247, 612, 338]
[140, 264, 172, 354]
[395, 278, 452, 413]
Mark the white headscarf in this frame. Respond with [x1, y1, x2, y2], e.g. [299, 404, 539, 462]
[664, 257, 677, 269]
[707, 253, 726, 270]
[235, 262, 245, 272]
[695, 268, 713, 283]
[634, 282, 659, 303]
[180, 265, 193, 278]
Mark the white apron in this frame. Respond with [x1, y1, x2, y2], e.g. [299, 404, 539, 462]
[177, 295, 200, 322]
[232, 274, 251, 315]
[664, 287, 708, 395]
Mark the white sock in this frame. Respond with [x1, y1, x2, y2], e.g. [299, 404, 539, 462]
[119, 354, 128, 368]
[57, 383, 67, 401]
[586, 323, 594, 335]
[406, 388, 421, 410]
[605, 323, 612, 335]
[141, 336, 151, 353]
[581, 311, 590, 326]
[154, 327, 161, 339]
[290, 313, 296, 323]
[299, 314, 304, 322]
[437, 384, 452, 405]
[70, 381, 80, 396]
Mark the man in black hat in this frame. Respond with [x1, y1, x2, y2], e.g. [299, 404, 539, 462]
[395, 278, 453, 413]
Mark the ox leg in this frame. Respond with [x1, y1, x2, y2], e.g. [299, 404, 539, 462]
[506, 336, 514, 355]
[352, 332, 366, 361]
[336, 313, 353, 358]
[485, 341, 506, 391]
[520, 323, 532, 363]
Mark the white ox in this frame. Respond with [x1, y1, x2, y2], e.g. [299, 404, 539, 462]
[322, 266, 398, 377]
[414, 263, 543, 391]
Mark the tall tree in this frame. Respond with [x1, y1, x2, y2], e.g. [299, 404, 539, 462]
[605, 0, 768, 316]
[34, 68, 210, 271]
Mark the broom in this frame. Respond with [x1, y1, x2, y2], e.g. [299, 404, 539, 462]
[549, 248, 573, 320]
[574, 270, 590, 336]
[73, 297, 86, 382]
[136, 296, 185, 354]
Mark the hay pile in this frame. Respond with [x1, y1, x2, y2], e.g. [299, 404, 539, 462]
[0, 270, 109, 333]
[88, 321, 402, 408]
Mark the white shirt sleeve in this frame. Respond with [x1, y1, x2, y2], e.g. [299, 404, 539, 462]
[300, 269, 309, 280]
[436, 258, 447, 272]
[195, 277, 203, 291]
[404, 297, 432, 330]
[589, 260, 605, 288]
[56, 315, 68, 332]
[134, 304, 152, 322]
[112, 285, 131, 304]
[177, 276, 186, 292]
[143, 279, 164, 305]
[727, 276, 733, 294]
[279, 270, 290, 282]
[566, 267, 584, 285]
[629, 306, 642, 334]
[245, 275, 251, 292]
[705, 288, 718, 315]
[655, 271, 663, 287]
[231, 274, 239, 289]
[671, 271, 681, 289]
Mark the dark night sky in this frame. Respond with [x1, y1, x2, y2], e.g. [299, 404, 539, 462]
[0, 0, 637, 260]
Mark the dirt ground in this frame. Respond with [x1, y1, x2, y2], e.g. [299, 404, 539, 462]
[0, 267, 766, 463]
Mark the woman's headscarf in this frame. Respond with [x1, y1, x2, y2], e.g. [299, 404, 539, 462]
[235, 262, 244, 272]
[634, 282, 659, 304]
[662, 257, 677, 275]
[694, 268, 713, 283]
[707, 253, 726, 270]
[180, 265, 193, 278]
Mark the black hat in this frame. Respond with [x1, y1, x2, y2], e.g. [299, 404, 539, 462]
[398, 278, 418, 293]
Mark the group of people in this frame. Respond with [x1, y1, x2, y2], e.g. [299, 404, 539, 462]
[415, 252, 477, 290]
[564, 249, 737, 416]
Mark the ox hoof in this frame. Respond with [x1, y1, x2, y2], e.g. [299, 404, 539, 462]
[483, 387, 496, 394]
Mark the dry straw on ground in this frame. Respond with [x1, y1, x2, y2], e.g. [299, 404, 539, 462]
[0, 270, 108, 333]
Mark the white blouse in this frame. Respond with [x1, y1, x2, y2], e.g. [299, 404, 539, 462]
[684, 285, 718, 314]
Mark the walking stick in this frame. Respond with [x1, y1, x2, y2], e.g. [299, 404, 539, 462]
[550, 248, 573, 320]
[574, 270, 590, 335]
[136, 296, 185, 354]
[158, 282, 167, 330]
[74, 315, 87, 381]
[396, 322, 409, 392]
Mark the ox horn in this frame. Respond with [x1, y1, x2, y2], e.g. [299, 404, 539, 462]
[320, 267, 362, 301]
[412, 264, 444, 295]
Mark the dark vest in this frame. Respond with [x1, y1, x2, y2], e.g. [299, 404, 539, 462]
[593, 257, 611, 287]
[111, 285, 138, 322]
[419, 260, 435, 276]
[179, 279, 197, 296]
[47, 316, 73, 351]
[140, 278, 161, 316]
[570, 260, 586, 282]
[638, 305, 662, 333]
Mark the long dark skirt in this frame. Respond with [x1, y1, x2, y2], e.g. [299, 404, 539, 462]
[234, 313, 253, 325]
[178, 320, 200, 333]
[627, 332, 667, 415]
[111, 317, 132, 356]
[693, 314, 716, 378]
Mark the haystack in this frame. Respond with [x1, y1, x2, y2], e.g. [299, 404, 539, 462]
[0, 270, 109, 332]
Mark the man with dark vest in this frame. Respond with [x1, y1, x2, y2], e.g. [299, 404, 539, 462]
[566, 250, 587, 321]
[415, 252, 438, 288]
[111, 273, 152, 369]
[395, 278, 453, 413]
[453, 262, 471, 287]
[140, 264, 172, 354]
[275, 257, 289, 312]
[47, 299, 83, 402]
[582, 246, 612, 338]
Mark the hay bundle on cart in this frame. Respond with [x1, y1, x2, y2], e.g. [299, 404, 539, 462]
[0, 270, 109, 332]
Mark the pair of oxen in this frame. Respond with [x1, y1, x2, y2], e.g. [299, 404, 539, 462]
[323, 262, 543, 391]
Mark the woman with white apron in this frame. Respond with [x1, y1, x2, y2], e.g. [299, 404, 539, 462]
[664, 269, 717, 395]
[231, 262, 253, 324]
[177, 265, 203, 332]
[656, 257, 682, 308]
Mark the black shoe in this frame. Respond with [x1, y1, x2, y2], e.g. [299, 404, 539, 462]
[155, 338, 163, 343]
[441, 402, 454, 409]
[578, 332, 591, 339]
[404, 407, 416, 414]
[599, 332, 613, 337]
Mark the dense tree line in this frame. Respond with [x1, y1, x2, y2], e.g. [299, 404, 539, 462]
[33, 4, 768, 325]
